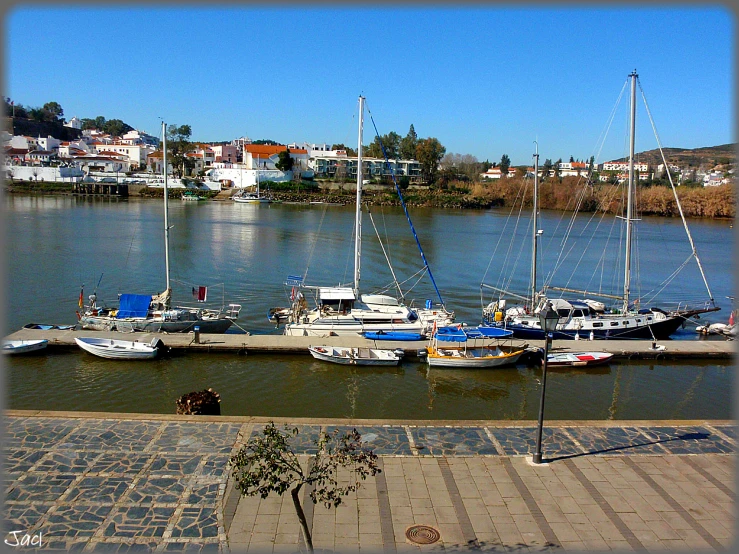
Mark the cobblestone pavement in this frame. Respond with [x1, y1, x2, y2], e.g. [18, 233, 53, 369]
[3, 413, 735, 552]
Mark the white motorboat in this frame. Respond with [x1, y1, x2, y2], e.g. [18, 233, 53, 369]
[544, 351, 614, 367]
[78, 121, 241, 334]
[75, 337, 165, 360]
[2, 339, 49, 355]
[308, 345, 403, 366]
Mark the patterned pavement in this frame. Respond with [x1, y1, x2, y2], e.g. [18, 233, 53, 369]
[3, 413, 735, 551]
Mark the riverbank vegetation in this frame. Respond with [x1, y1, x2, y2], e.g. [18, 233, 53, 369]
[5, 177, 734, 219]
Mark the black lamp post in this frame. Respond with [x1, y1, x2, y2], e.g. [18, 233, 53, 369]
[533, 301, 559, 464]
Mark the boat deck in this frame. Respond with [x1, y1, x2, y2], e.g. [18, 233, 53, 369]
[3, 327, 734, 360]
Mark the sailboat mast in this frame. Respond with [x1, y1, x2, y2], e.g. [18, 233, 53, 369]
[530, 143, 539, 308]
[623, 70, 637, 313]
[162, 121, 171, 301]
[354, 95, 365, 296]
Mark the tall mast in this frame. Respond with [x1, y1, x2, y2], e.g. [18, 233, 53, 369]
[354, 96, 364, 296]
[530, 142, 539, 308]
[623, 70, 637, 312]
[162, 121, 171, 304]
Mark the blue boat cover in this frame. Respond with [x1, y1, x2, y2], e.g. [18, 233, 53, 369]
[464, 326, 514, 339]
[434, 326, 468, 342]
[116, 294, 152, 318]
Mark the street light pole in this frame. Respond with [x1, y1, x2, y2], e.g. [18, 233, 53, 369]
[533, 301, 558, 464]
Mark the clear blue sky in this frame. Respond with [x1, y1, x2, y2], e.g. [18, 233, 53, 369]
[5, 6, 734, 166]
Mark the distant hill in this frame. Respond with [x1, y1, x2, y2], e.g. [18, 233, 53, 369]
[615, 143, 736, 168]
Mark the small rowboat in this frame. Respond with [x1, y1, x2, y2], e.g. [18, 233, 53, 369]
[426, 326, 524, 368]
[75, 337, 165, 360]
[23, 323, 76, 330]
[2, 339, 49, 355]
[545, 351, 614, 367]
[308, 345, 403, 366]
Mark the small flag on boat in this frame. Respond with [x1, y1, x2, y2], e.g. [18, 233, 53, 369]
[192, 286, 207, 302]
[79, 288, 84, 308]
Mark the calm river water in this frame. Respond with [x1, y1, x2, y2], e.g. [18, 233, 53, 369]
[4, 194, 735, 419]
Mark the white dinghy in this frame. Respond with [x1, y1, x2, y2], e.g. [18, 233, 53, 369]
[75, 337, 165, 360]
[308, 345, 403, 366]
[2, 339, 49, 355]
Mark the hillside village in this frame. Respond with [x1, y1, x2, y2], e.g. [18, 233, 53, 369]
[2, 113, 735, 190]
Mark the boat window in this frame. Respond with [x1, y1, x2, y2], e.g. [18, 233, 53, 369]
[636, 319, 642, 323]
[572, 309, 584, 317]
[610, 321, 619, 326]
[557, 309, 570, 317]
[647, 316, 652, 321]
[521, 320, 529, 325]
[592, 322, 603, 327]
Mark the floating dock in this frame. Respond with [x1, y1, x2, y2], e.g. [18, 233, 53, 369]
[3, 327, 734, 360]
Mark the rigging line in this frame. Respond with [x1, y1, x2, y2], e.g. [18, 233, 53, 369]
[366, 207, 404, 300]
[642, 254, 694, 303]
[302, 202, 329, 285]
[365, 102, 445, 306]
[497, 180, 529, 294]
[480, 174, 528, 285]
[638, 79, 715, 304]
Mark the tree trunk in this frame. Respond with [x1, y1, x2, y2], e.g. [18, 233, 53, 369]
[291, 484, 313, 553]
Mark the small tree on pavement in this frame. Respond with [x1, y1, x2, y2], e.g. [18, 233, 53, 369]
[229, 422, 381, 554]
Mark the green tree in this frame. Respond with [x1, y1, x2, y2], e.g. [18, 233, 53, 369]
[554, 158, 562, 181]
[500, 154, 511, 177]
[541, 158, 553, 180]
[166, 124, 195, 178]
[41, 102, 64, 122]
[374, 132, 400, 159]
[94, 116, 106, 129]
[399, 124, 418, 160]
[103, 119, 131, 137]
[331, 143, 357, 157]
[415, 137, 446, 184]
[229, 422, 380, 554]
[276, 148, 294, 172]
[28, 107, 45, 122]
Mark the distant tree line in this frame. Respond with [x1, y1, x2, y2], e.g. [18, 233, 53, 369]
[4, 97, 134, 137]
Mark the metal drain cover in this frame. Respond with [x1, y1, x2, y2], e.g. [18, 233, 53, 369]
[406, 524, 441, 544]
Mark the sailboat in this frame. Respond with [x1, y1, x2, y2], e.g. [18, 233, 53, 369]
[233, 157, 271, 203]
[77, 121, 242, 333]
[279, 96, 455, 337]
[481, 71, 719, 340]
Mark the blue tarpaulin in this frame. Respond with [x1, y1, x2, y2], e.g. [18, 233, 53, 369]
[116, 294, 152, 318]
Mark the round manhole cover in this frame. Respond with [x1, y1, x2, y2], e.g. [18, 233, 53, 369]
[406, 524, 441, 544]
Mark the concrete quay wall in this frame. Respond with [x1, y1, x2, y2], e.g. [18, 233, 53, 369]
[4, 327, 735, 360]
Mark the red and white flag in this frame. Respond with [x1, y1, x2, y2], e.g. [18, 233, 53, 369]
[192, 286, 207, 302]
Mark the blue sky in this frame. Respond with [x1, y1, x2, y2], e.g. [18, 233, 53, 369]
[5, 6, 734, 165]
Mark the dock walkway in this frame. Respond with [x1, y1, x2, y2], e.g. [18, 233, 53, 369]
[4, 411, 735, 551]
[4, 327, 735, 360]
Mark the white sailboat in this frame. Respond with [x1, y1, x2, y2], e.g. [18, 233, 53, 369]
[233, 159, 271, 203]
[481, 71, 719, 340]
[281, 96, 454, 338]
[78, 122, 242, 333]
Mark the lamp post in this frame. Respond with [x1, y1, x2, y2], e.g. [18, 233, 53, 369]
[533, 301, 559, 464]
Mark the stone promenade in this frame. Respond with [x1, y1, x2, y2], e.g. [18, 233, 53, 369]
[3, 411, 735, 552]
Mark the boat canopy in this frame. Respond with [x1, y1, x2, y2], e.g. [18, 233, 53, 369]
[319, 288, 356, 301]
[116, 294, 152, 318]
[434, 326, 468, 342]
